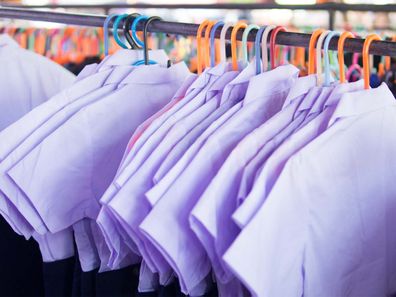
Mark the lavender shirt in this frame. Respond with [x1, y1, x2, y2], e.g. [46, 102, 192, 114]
[7, 61, 190, 268]
[224, 83, 396, 297]
[139, 64, 299, 295]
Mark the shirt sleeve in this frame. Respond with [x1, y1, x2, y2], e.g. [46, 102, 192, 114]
[223, 156, 308, 297]
[7, 109, 98, 233]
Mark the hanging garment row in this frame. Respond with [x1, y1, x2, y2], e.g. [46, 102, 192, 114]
[0, 12, 396, 297]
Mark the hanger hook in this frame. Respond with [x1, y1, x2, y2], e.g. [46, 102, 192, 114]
[315, 30, 330, 86]
[270, 26, 287, 69]
[242, 24, 259, 66]
[363, 34, 381, 89]
[337, 31, 354, 84]
[204, 21, 215, 69]
[112, 14, 129, 49]
[196, 20, 212, 74]
[209, 21, 224, 67]
[322, 31, 341, 86]
[219, 22, 234, 63]
[103, 13, 118, 56]
[308, 29, 326, 75]
[231, 21, 248, 71]
[254, 26, 267, 75]
[123, 13, 141, 49]
[143, 16, 162, 65]
[260, 25, 276, 72]
[131, 15, 149, 48]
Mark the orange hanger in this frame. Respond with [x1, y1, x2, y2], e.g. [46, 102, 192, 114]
[362, 34, 381, 89]
[231, 21, 248, 71]
[196, 20, 212, 74]
[337, 31, 355, 83]
[270, 26, 287, 69]
[204, 21, 215, 68]
[308, 29, 326, 75]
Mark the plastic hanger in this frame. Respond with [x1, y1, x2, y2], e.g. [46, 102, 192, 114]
[112, 14, 129, 49]
[132, 16, 163, 66]
[254, 26, 267, 74]
[124, 13, 141, 49]
[131, 15, 149, 48]
[363, 34, 381, 89]
[337, 31, 355, 83]
[323, 31, 340, 86]
[209, 21, 224, 67]
[242, 24, 259, 66]
[203, 21, 215, 68]
[231, 21, 248, 71]
[308, 29, 326, 75]
[315, 30, 330, 86]
[260, 25, 276, 72]
[196, 20, 212, 74]
[219, 22, 233, 63]
[103, 13, 120, 55]
[270, 26, 287, 69]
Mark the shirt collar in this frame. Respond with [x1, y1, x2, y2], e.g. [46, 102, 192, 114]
[243, 64, 300, 104]
[0, 34, 19, 47]
[296, 86, 323, 113]
[325, 79, 364, 107]
[328, 83, 396, 127]
[219, 60, 257, 105]
[185, 62, 234, 96]
[283, 74, 317, 107]
[114, 61, 190, 85]
[305, 85, 334, 116]
[98, 49, 169, 69]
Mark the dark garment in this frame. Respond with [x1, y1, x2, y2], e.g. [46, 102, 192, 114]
[96, 265, 137, 297]
[0, 216, 44, 297]
[72, 255, 96, 297]
[43, 257, 75, 297]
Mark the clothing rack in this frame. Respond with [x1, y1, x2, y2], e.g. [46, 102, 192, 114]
[3, 3, 396, 31]
[0, 7, 396, 57]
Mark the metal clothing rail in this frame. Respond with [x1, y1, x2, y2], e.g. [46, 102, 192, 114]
[3, 3, 396, 30]
[2, 3, 396, 12]
[0, 7, 396, 57]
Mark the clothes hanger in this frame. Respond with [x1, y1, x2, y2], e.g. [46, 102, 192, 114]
[231, 21, 248, 71]
[103, 13, 119, 56]
[269, 26, 287, 69]
[203, 21, 215, 68]
[254, 26, 267, 74]
[308, 29, 326, 75]
[337, 31, 355, 84]
[323, 31, 341, 86]
[219, 22, 234, 63]
[363, 34, 381, 89]
[196, 20, 212, 74]
[241, 24, 259, 66]
[260, 25, 276, 72]
[112, 14, 130, 49]
[123, 13, 142, 49]
[132, 16, 163, 66]
[315, 30, 330, 86]
[209, 21, 224, 67]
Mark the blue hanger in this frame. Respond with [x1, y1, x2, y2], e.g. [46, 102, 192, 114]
[112, 14, 129, 49]
[131, 15, 149, 48]
[103, 13, 118, 56]
[242, 24, 259, 66]
[132, 16, 162, 66]
[209, 21, 224, 67]
[255, 26, 267, 75]
[323, 31, 341, 86]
